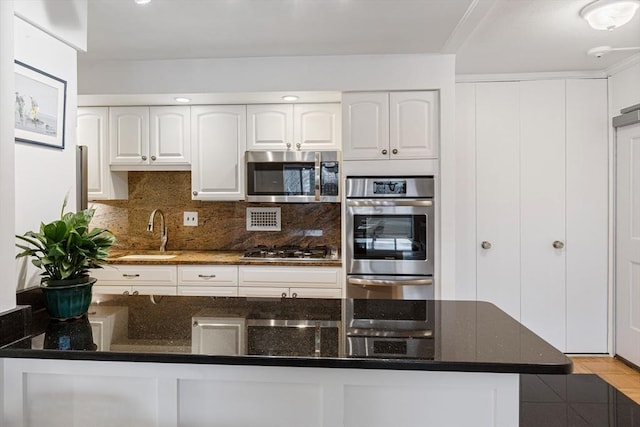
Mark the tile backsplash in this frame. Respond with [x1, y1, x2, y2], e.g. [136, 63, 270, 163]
[90, 171, 341, 251]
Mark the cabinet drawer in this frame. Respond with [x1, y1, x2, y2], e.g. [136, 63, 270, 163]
[290, 287, 342, 299]
[239, 266, 341, 287]
[238, 287, 289, 298]
[178, 287, 239, 297]
[178, 266, 238, 285]
[91, 265, 177, 285]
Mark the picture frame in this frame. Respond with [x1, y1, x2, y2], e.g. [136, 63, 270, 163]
[14, 60, 67, 149]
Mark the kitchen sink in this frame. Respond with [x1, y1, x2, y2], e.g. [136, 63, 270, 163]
[116, 254, 177, 260]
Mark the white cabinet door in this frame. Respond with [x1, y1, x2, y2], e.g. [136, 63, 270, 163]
[293, 103, 341, 150]
[149, 106, 191, 166]
[238, 286, 290, 298]
[519, 80, 566, 352]
[109, 106, 149, 166]
[289, 287, 342, 299]
[342, 92, 389, 160]
[247, 104, 293, 150]
[565, 79, 608, 353]
[475, 82, 521, 322]
[191, 105, 246, 201]
[78, 107, 127, 200]
[178, 265, 239, 296]
[390, 91, 438, 159]
[192, 317, 246, 355]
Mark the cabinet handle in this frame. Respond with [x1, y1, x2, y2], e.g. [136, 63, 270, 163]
[192, 191, 198, 196]
[142, 155, 147, 161]
[481, 241, 492, 250]
[553, 240, 565, 249]
[382, 149, 388, 155]
[122, 274, 140, 278]
[292, 292, 298, 298]
[123, 291, 130, 296]
[151, 155, 157, 161]
[198, 274, 216, 279]
[282, 292, 287, 298]
[286, 143, 292, 150]
[193, 321, 199, 327]
[132, 290, 139, 296]
[296, 143, 301, 150]
[392, 149, 398, 155]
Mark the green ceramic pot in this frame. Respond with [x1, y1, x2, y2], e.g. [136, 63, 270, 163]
[41, 276, 97, 321]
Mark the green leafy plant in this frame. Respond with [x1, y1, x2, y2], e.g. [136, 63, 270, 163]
[15, 199, 116, 284]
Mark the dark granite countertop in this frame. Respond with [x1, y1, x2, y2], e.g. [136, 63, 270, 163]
[0, 295, 572, 374]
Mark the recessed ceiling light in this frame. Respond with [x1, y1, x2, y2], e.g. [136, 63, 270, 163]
[134, 0, 151, 4]
[580, 0, 640, 31]
[282, 95, 299, 101]
[174, 97, 191, 103]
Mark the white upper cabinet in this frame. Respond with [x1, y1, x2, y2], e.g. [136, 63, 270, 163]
[149, 106, 191, 166]
[77, 107, 127, 200]
[247, 103, 341, 151]
[342, 91, 438, 160]
[191, 105, 246, 201]
[109, 106, 190, 170]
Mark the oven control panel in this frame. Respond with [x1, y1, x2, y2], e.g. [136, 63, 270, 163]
[373, 180, 406, 195]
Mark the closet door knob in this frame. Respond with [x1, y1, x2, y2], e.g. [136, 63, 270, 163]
[481, 241, 492, 250]
[553, 241, 564, 249]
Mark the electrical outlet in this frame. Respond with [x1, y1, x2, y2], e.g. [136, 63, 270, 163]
[183, 211, 198, 227]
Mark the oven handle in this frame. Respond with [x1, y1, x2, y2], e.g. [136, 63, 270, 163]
[346, 200, 433, 207]
[347, 277, 434, 287]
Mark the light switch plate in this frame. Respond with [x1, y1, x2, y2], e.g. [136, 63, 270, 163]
[184, 211, 198, 227]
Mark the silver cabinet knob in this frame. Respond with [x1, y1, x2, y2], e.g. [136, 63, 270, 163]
[142, 155, 147, 161]
[392, 149, 398, 155]
[151, 155, 157, 161]
[286, 143, 292, 149]
[123, 291, 130, 296]
[296, 143, 301, 150]
[553, 240, 564, 249]
[292, 292, 298, 298]
[132, 290, 139, 296]
[192, 190, 198, 196]
[481, 241, 492, 249]
[382, 149, 388, 155]
[281, 292, 287, 298]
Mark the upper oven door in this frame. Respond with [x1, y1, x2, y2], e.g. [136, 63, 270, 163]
[346, 199, 434, 276]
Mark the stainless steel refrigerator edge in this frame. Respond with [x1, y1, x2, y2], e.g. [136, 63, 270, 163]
[76, 145, 88, 211]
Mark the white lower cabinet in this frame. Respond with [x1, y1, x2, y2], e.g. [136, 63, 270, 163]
[90, 265, 178, 296]
[191, 316, 246, 355]
[456, 79, 608, 353]
[238, 266, 342, 298]
[178, 265, 238, 296]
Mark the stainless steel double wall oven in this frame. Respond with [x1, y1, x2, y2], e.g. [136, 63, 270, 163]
[345, 176, 435, 299]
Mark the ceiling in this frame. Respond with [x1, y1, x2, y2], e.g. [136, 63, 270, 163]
[79, 0, 640, 75]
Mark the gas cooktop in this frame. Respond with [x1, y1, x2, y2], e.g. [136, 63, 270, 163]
[241, 245, 339, 261]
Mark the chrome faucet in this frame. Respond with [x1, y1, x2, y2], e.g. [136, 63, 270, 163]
[147, 209, 168, 252]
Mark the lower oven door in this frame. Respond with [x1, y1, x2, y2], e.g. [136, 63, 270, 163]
[346, 200, 434, 276]
[346, 275, 434, 300]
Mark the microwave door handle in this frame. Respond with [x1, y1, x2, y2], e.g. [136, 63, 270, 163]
[346, 200, 433, 207]
[314, 152, 321, 201]
[347, 277, 434, 287]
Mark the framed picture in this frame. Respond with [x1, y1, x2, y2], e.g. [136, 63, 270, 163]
[14, 60, 67, 149]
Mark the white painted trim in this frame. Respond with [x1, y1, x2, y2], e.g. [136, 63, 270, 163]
[607, 76, 616, 357]
[441, 0, 498, 54]
[456, 70, 608, 83]
[606, 52, 640, 76]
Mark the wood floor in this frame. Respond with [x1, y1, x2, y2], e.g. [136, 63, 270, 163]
[571, 356, 640, 404]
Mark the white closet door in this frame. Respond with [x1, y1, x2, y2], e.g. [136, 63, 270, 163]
[565, 79, 608, 353]
[519, 80, 566, 352]
[616, 122, 640, 367]
[476, 82, 521, 321]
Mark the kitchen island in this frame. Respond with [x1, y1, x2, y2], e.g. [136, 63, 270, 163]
[0, 296, 571, 427]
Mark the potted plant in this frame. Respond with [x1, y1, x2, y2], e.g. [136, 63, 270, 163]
[15, 198, 116, 320]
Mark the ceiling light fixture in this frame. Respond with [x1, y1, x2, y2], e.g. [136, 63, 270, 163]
[174, 97, 191, 103]
[134, 0, 151, 5]
[282, 95, 299, 101]
[580, 0, 640, 30]
[587, 45, 640, 57]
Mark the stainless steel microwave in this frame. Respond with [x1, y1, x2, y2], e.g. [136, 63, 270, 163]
[246, 151, 340, 203]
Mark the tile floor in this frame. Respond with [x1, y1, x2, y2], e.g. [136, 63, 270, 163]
[519, 357, 640, 426]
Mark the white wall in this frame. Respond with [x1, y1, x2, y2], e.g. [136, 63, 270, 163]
[13, 0, 87, 52]
[0, 1, 16, 313]
[14, 16, 79, 290]
[608, 55, 640, 115]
